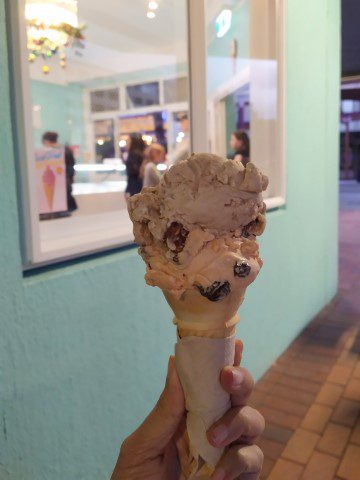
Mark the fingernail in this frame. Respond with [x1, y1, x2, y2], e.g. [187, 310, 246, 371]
[231, 369, 244, 386]
[210, 424, 228, 446]
[212, 467, 226, 480]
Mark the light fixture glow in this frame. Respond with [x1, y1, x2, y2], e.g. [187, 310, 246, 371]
[97, 139, 104, 145]
[25, 1, 84, 74]
[215, 9, 232, 38]
[147, 11, 156, 19]
[119, 139, 127, 148]
[157, 163, 167, 171]
[148, 1, 158, 10]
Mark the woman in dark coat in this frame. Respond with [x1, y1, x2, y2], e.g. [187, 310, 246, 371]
[125, 134, 146, 198]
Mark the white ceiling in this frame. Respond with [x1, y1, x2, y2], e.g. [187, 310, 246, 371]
[29, 0, 188, 84]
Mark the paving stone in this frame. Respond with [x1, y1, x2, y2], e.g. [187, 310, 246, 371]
[281, 428, 320, 464]
[301, 404, 333, 434]
[331, 398, 360, 427]
[315, 382, 344, 407]
[337, 349, 359, 368]
[301, 451, 339, 480]
[262, 424, 294, 444]
[256, 436, 285, 461]
[260, 405, 301, 430]
[337, 444, 360, 480]
[343, 378, 360, 402]
[353, 361, 360, 378]
[267, 459, 303, 480]
[327, 364, 353, 386]
[260, 457, 275, 479]
[262, 393, 309, 418]
[269, 383, 316, 405]
[350, 419, 360, 445]
[317, 423, 351, 457]
[275, 374, 322, 394]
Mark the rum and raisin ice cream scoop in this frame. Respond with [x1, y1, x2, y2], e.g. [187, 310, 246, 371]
[128, 153, 268, 333]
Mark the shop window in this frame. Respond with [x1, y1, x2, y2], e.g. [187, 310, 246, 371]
[90, 89, 120, 113]
[8, 0, 189, 267]
[125, 82, 160, 109]
[9, 0, 283, 267]
[164, 77, 188, 104]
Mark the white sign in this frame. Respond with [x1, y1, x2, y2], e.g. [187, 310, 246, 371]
[216, 9, 232, 38]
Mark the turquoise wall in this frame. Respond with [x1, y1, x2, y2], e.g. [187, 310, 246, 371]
[207, 1, 250, 93]
[31, 80, 84, 153]
[0, 1, 340, 480]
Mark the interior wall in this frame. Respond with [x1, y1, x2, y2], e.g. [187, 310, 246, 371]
[0, 1, 340, 480]
[31, 80, 84, 154]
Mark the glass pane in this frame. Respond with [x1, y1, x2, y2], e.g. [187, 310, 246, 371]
[206, 0, 283, 201]
[125, 82, 160, 108]
[90, 88, 120, 112]
[23, 0, 189, 262]
[164, 77, 188, 103]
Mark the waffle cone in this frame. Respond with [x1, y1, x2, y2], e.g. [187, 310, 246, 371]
[177, 323, 237, 339]
[43, 183, 55, 210]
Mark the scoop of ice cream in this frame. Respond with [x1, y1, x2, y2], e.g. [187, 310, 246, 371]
[128, 153, 268, 329]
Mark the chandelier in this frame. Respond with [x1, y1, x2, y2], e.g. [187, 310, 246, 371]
[25, 0, 85, 74]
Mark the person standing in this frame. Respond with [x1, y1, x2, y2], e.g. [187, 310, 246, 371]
[141, 143, 165, 188]
[42, 131, 78, 212]
[125, 134, 146, 198]
[229, 130, 250, 167]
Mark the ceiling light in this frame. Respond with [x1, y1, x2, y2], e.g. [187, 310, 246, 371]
[148, 1, 158, 10]
[119, 139, 127, 148]
[147, 11, 156, 19]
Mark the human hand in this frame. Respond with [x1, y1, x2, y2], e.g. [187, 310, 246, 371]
[110, 340, 265, 480]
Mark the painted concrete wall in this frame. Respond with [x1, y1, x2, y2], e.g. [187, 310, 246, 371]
[31, 80, 84, 154]
[0, 1, 340, 480]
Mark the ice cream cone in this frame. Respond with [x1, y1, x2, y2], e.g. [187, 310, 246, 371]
[127, 154, 268, 480]
[43, 183, 55, 210]
[42, 165, 56, 211]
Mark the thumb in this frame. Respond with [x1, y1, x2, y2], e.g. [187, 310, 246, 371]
[125, 357, 185, 457]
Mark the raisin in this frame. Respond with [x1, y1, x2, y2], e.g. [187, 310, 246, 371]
[197, 281, 231, 302]
[242, 219, 257, 237]
[164, 222, 189, 253]
[234, 260, 251, 278]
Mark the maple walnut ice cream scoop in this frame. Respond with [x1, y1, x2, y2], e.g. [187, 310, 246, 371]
[128, 153, 268, 335]
[128, 153, 268, 479]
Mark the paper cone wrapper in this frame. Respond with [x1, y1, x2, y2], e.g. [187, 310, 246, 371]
[175, 328, 236, 479]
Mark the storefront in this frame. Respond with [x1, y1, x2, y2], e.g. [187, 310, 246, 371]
[0, 1, 340, 479]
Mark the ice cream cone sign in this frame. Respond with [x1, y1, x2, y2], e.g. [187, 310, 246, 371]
[42, 165, 56, 211]
[36, 146, 67, 215]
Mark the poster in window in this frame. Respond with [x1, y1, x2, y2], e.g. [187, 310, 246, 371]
[35, 147, 67, 215]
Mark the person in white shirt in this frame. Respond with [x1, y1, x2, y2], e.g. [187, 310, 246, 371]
[141, 143, 166, 188]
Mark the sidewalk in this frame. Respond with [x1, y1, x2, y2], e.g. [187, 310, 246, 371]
[252, 182, 360, 480]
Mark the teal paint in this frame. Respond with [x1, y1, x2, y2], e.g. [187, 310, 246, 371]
[31, 80, 84, 155]
[0, 1, 340, 480]
[207, 2, 250, 93]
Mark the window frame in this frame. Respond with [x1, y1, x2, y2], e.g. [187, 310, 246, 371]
[8, 0, 286, 269]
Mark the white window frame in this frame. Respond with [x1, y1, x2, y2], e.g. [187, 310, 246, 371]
[9, 0, 286, 268]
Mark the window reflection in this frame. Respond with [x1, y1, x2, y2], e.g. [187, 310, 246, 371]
[24, 0, 189, 258]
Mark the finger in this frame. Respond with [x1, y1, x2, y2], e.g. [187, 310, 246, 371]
[207, 406, 265, 448]
[234, 339, 243, 367]
[121, 357, 185, 458]
[212, 444, 264, 480]
[220, 366, 255, 406]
